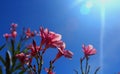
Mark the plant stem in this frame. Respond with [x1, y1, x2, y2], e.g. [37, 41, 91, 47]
[48, 61, 53, 74]
[87, 65, 90, 74]
[39, 55, 43, 74]
[36, 57, 40, 74]
[85, 58, 88, 74]
[36, 54, 43, 74]
[80, 57, 84, 74]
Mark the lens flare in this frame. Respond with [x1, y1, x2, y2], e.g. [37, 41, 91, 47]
[80, 0, 94, 15]
[86, 1, 93, 8]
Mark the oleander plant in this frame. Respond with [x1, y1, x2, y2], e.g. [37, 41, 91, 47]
[0, 23, 100, 74]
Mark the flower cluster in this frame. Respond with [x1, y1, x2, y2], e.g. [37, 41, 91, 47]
[1, 23, 73, 74]
[0, 23, 101, 74]
[3, 23, 17, 39]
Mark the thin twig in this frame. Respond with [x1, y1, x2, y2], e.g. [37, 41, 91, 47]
[74, 69, 78, 74]
[94, 67, 100, 74]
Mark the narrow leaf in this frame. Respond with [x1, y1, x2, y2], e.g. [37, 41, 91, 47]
[6, 51, 12, 69]
[19, 70, 26, 74]
[22, 49, 28, 53]
[11, 56, 17, 72]
[17, 42, 21, 51]
[0, 56, 5, 65]
[14, 63, 22, 71]
[0, 43, 6, 51]
[10, 39, 15, 55]
[33, 40, 37, 51]
[0, 65, 2, 74]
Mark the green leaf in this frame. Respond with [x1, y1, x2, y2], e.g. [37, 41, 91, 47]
[10, 39, 15, 55]
[0, 56, 5, 66]
[19, 67, 28, 74]
[19, 70, 26, 74]
[14, 50, 20, 54]
[23, 49, 28, 53]
[14, 63, 22, 71]
[0, 43, 6, 51]
[17, 42, 21, 51]
[6, 51, 12, 69]
[11, 56, 17, 72]
[0, 66, 2, 74]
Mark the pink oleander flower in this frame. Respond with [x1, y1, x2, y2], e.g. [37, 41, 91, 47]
[45, 68, 55, 74]
[10, 23, 17, 32]
[28, 40, 41, 56]
[25, 28, 35, 38]
[11, 23, 17, 28]
[40, 27, 61, 45]
[3, 33, 11, 39]
[52, 49, 73, 63]
[11, 31, 17, 38]
[16, 52, 32, 65]
[40, 27, 62, 53]
[49, 40, 64, 48]
[63, 50, 73, 58]
[40, 27, 49, 40]
[82, 44, 96, 58]
[52, 43, 73, 63]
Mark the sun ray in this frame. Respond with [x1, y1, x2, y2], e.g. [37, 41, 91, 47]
[100, 0, 105, 73]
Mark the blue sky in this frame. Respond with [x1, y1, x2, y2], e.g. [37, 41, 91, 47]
[0, 0, 120, 74]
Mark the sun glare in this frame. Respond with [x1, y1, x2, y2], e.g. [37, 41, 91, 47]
[76, 0, 117, 15]
[86, 1, 93, 8]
